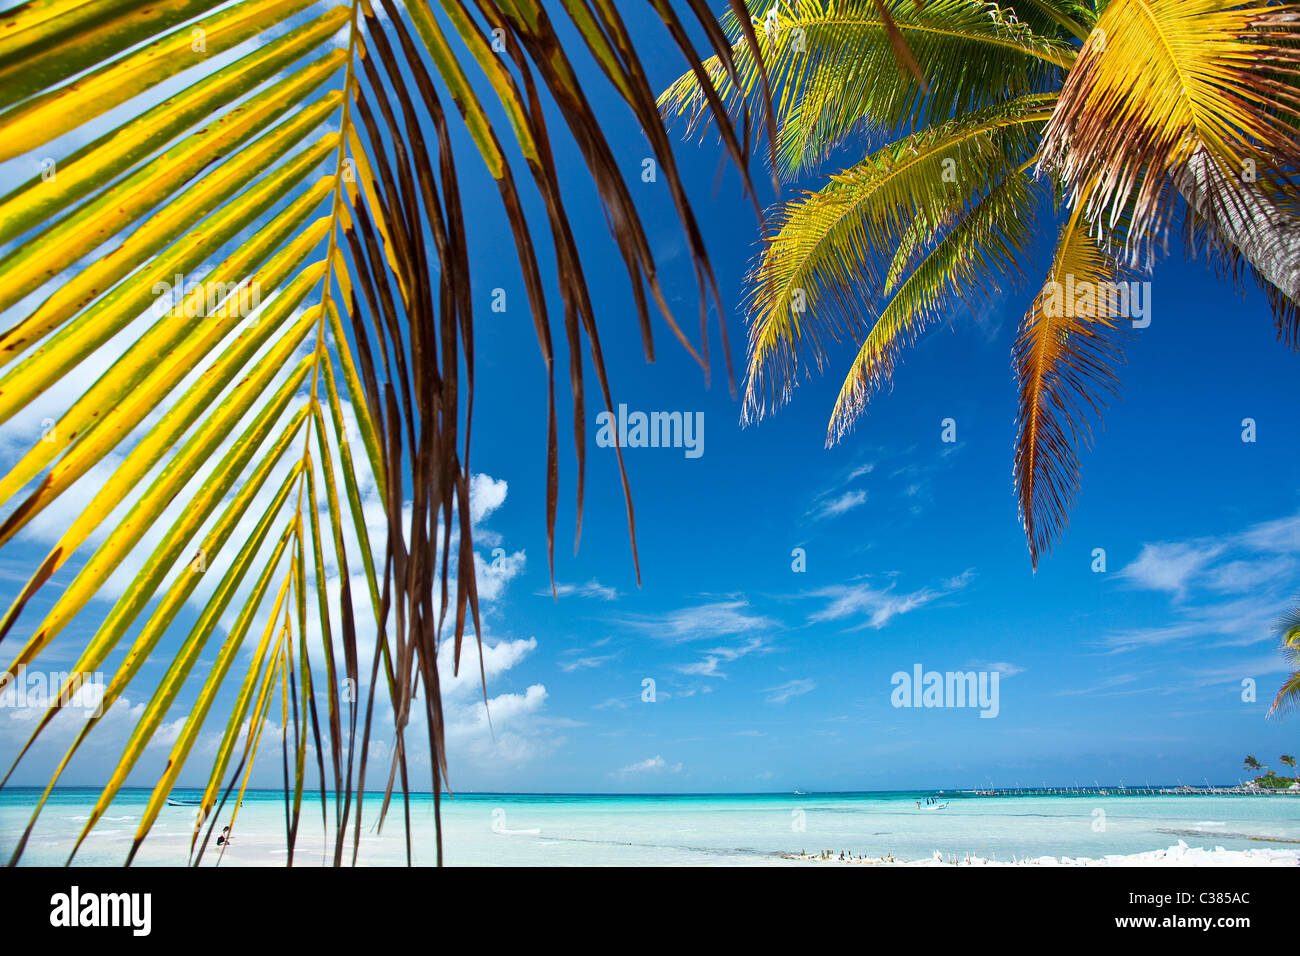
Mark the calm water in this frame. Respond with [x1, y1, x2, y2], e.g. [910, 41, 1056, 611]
[2, 788, 1297, 866]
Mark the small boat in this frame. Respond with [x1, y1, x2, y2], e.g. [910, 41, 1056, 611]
[920, 801, 949, 810]
[167, 798, 201, 807]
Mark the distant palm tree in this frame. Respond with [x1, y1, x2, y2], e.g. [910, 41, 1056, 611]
[1281, 754, 1297, 780]
[1244, 755, 1264, 773]
[1269, 602, 1300, 716]
[0, 1, 770, 865]
[660, 0, 1300, 567]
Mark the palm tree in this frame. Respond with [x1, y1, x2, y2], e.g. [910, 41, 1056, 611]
[0, 1, 774, 864]
[1244, 754, 1263, 773]
[1280, 754, 1296, 781]
[660, 0, 1300, 567]
[1269, 601, 1300, 715]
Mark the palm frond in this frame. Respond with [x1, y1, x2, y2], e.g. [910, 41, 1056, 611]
[659, 0, 1074, 180]
[1040, 0, 1300, 266]
[1006, 0, 1095, 40]
[741, 93, 1054, 422]
[829, 167, 1040, 442]
[0, 0, 760, 865]
[1279, 603, 1300, 645]
[1270, 666, 1300, 717]
[1271, 600, 1300, 716]
[1179, 145, 1300, 349]
[1013, 203, 1129, 568]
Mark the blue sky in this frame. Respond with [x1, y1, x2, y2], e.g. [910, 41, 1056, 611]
[1, 2, 1298, 796]
[449, 4, 1300, 793]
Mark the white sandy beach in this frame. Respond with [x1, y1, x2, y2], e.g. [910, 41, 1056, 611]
[6, 790, 1300, 866]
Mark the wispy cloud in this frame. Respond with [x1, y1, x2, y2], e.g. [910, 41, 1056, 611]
[1055, 672, 1146, 697]
[558, 654, 617, 673]
[804, 570, 972, 629]
[618, 599, 775, 643]
[805, 457, 877, 521]
[765, 678, 816, 704]
[1118, 511, 1300, 599]
[1100, 595, 1278, 653]
[1105, 510, 1300, 653]
[969, 661, 1026, 679]
[675, 635, 769, 677]
[541, 579, 619, 601]
[810, 489, 866, 521]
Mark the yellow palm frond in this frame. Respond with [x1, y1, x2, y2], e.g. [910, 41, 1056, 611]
[1013, 203, 1130, 568]
[1040, 0, 1300, 263]
[0, 0, 759, 865]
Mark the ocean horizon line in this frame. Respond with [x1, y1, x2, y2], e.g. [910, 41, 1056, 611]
[2, 783, 1275, 797]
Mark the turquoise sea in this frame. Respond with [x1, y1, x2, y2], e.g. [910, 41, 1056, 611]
[1, 788, 1297, 866]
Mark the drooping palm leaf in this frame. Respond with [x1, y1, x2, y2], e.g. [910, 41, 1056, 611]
[741, 94, 1054, 422]
[829, 166, 1040, 441]
[1012, 202, 1129, 568]
[0, 0, 766, 865]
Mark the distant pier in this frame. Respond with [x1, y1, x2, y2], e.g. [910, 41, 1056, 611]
[957, 785, 1299, 797]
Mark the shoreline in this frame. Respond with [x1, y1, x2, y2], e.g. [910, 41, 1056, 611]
[781, 841, 1300, 867]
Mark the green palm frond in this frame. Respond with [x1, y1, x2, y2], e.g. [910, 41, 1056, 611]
[1280, 605, 1300, 646]
[0, 0, 760, 865]
[665, 0, 1300, 570]
[1006, 0, 1094, 41]
[741, 93, 1055, 422]
[830, 167, 1040, 442]
[659, 0, 1074, 180]
[1271, 601, 1300, 717]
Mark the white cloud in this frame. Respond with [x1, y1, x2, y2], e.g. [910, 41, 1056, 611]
[474, 547, 526, 603]
[467, 474, 509, 525]
[436, 636, 562, 769]
[1119, 542, 1226, 596]
[613, 754, 682, 776]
